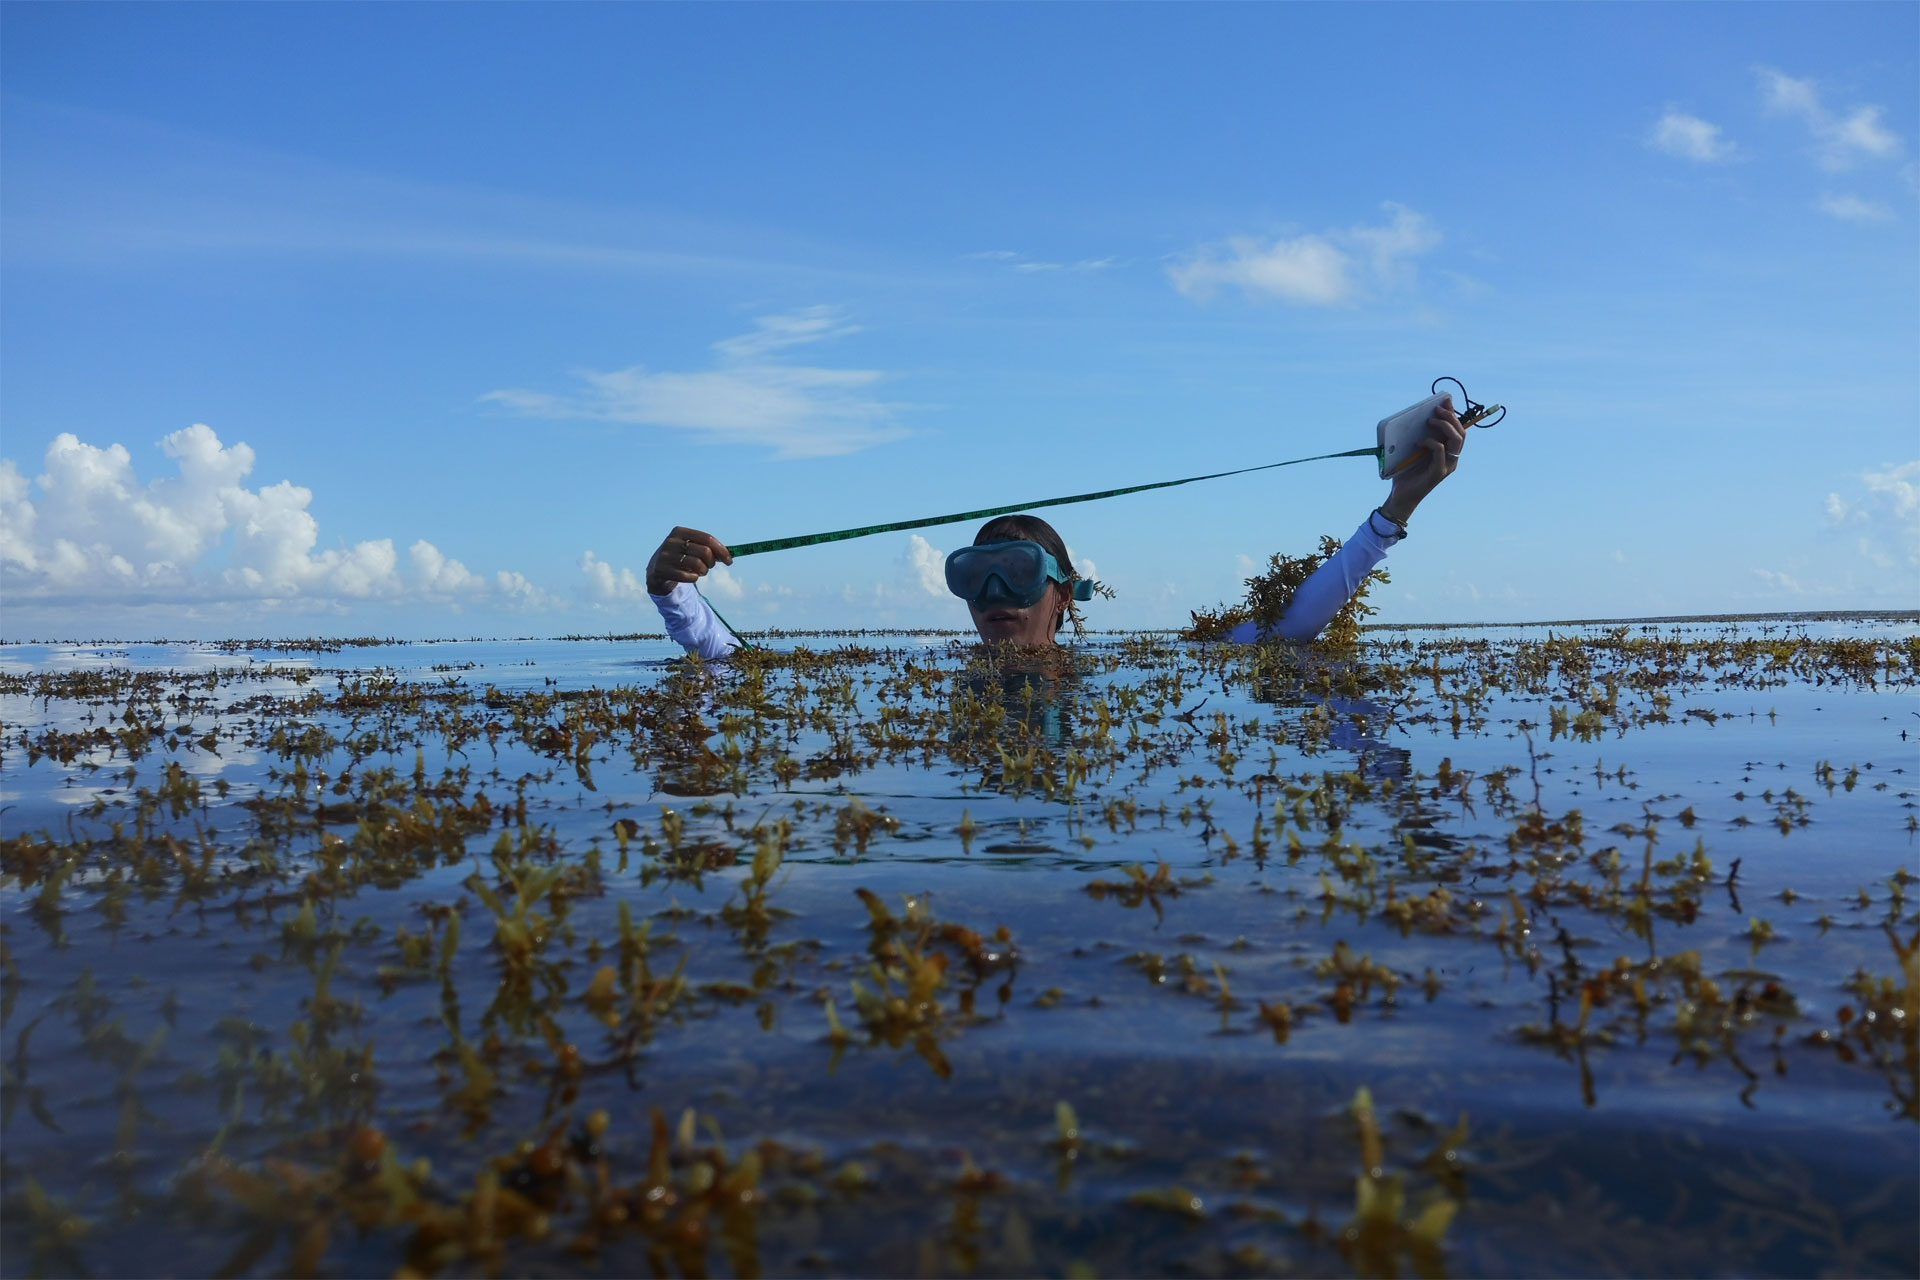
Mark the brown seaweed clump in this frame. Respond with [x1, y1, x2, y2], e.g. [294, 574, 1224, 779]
[1183, 535, 1388, 646]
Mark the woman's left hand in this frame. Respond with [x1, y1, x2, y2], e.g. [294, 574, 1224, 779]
[1379, 397, 1466, 524]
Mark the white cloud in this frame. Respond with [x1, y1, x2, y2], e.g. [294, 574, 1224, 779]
[705, 562, 745, 600]
[495, 570, 558, 611]
[1171, 232, 1349, 305]
[579, 551, 744, 606]
[1169, 203, 1439, 306]
[1818, 193, 1894, 222]
[1760, 68, 1904, 170]
[1066, 544, 1098, 584]
[1345, 204, 1442, 288]
[580, 550, 649, 602]
[1825, 460, 1920, 569]
[1750, 567, 1812, 595]
[0, 424, 536, 609]
[409, 539, 485, 597]
[483, 306, 907, 458]
[711, 307, 861, 361]
[1863, 460, 1920, 521]
[903, 534, 946, 596]
[0, 458, 41, 572]
[1648, 110, 1736, 163]
[979, 252, 1121, 275]
[5, 98, 866, 286]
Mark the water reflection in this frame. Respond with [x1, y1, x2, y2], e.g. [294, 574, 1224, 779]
[0, 625, 1913, 1278]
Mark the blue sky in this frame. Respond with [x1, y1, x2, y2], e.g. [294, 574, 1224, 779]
[2, 3, 1914, 638]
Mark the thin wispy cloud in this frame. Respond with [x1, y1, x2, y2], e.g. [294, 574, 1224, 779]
[1759, 67, 1904, 171]
[973, 251, 1121, 275]
[1818, 192, 1894, 223]
[4, 98, 893, 286]
[1168, 203, 1439, 306]
[712, 308, 862, 360]
[483, 307, 909, 458]
[1648, 110, 1736, 163]
[0, 425, 542, 608]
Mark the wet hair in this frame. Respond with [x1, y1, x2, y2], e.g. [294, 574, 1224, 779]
[973, 513, 1080, 637]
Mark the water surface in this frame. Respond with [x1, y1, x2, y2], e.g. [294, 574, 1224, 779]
[2, 620, 1915, 1277]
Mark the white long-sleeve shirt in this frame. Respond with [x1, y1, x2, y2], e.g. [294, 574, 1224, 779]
[648, 513, 1404, 659]
[1221, 513, 1403, 643]
[649, 579, 746, 660]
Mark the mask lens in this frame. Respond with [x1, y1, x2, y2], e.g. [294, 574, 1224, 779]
[945, 541, 1053, 607]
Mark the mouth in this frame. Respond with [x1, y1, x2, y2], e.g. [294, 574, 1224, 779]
[982, 610, 1020, 624]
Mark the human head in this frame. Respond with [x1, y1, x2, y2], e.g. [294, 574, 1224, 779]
[964, 513, 1077, 645]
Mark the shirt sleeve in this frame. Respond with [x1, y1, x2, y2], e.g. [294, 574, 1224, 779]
[1223, 514, 1403, 644]
[649, 582, 742, 660]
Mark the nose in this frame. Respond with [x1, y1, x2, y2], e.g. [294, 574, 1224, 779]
[974, 572, 1021, 607]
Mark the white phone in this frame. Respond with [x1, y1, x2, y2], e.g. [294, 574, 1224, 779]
[1376, 392, 1450, 480]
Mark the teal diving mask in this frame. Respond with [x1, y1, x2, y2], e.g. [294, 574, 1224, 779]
[944, 540, 1096, 609]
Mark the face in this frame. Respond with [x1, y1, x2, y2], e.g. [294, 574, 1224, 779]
[968, 583, 1067, 646]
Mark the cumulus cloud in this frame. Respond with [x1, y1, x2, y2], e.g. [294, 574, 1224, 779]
[1648, 110, 1736, 162]
[1818, 193, 1894, 222]
[0, 425, 544, 609]
[409, 539, 485, 597]
[705, 562, 745, 600]
[1825, 460, 1920, 568]
[579, 551, 743, 604]
[1169, 203, 1439, 306]
[495, 570, 558, 611]
[903, 534, 946, 597]
[483, 306, 908, 459]
[580, 550, 649, 602]
[1760, 68, 1904, 170]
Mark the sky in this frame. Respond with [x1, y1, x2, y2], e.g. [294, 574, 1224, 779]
[2, 3, 1915, 640]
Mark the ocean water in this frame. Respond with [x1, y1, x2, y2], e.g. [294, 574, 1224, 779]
[1, 619, 1915, 1277]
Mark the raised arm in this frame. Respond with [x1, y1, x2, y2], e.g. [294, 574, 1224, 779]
[645, 526, 742, 659]
[1229, 396, 1467, 643]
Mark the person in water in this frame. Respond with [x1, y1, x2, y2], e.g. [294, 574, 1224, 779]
[645, 398, 1468, 657]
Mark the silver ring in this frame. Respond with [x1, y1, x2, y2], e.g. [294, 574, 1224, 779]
[1445, 450, 1461, 461]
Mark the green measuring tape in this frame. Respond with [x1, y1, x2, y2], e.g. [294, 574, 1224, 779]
[726, 445, 1383, 558]
[696, 443, 1383, 648]
[698, 377, 1506, 645]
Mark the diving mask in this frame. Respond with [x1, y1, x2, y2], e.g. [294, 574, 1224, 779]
[944, 540, 1096, 609]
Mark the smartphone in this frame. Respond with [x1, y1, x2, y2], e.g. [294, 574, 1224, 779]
[1376, 392, 1450, 480]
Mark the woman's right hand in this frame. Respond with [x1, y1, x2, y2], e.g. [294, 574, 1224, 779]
[645, 526, 734, 595]
[1378, 398, 1467, 526]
